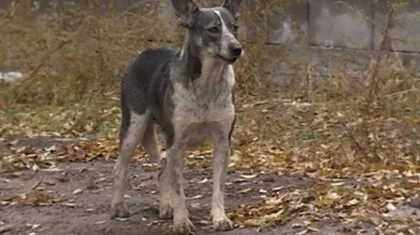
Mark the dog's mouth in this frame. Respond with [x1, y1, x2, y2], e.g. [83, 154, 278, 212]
[218, 55, 238, 64]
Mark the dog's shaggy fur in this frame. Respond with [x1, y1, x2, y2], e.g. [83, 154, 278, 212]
[110, 0, 244, 234]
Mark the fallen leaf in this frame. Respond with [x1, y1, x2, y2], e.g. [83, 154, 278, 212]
[31, 179, 43, 190]
[240, 174, 258, 179]
[61, 202, 80, 208]
[72, 188, 83, 195]
[346, 199, 359, 206]
[25, 223, 41, 229]
[10, 193, 27, 202]
[0, 224, 13, 234]
[306, 226, 319, 232]
[188, 195, 203, 200]
[330, 182, 345, 186]
[32, 194, 55, 206]
[0, 201, 10, 206]
[198, 178, 209, 184]
[238, 188, 253, 194]
[296, 229, 309, 235]
[57, 176, 70, 183]
[326, 192, 340, 200]
[272, 186, 286, 191]
[386, 203, 397, 211]
[259, 189, 268, 194]
[95, 220, 107, 225]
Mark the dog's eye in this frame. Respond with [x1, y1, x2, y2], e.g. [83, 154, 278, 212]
[232, 24, 239, 31]
[207, 27, 219, 34]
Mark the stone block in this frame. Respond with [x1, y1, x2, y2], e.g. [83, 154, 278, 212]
[262, 45, 312, 87]
[309, 0, 373, 49]
[398, 51, 420, 75]
[310, 47, 374, 77]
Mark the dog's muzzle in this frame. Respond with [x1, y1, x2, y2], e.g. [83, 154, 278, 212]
[229, 43, 243, 58]
[220, 43, 244, 64]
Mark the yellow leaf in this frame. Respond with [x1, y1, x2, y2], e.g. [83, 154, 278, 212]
[326, 192, 340, 200]
[386, 203, 396, 211]
[10, 193, 27, 202]
[346, 199, 359, 206]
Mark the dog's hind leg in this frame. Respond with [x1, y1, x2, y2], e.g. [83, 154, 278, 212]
[142, 122, 160, 163]
[111, 110, 150, 218]
[158, 154, 172, 220]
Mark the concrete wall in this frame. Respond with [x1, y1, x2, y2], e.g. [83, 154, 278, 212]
[263, 0, 420, 52]
[261, 0, 420, 85]
[3, 0, 420, 84]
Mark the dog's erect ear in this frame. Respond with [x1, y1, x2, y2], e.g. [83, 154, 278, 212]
[171, 0, 199, 28]
[222, 0, 243, 18]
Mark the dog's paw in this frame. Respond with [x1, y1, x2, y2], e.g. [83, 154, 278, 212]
[213, 217, 234, 231]
[172, 218, 196, 235]
[159, 204, 174, 219]
[110, 203, 129, 219]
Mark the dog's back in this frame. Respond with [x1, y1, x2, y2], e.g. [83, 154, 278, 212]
[121, 48, 178, 115]
[120, 48, 179, 141]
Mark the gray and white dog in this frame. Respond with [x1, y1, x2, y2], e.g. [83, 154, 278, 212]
[110, 0, 244, 234]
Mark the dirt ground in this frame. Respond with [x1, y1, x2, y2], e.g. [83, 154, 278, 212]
[0, 137, 418, 235]
[0, 160, 305, 235]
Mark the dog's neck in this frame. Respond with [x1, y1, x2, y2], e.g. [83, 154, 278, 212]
[179, 31, 227, 87]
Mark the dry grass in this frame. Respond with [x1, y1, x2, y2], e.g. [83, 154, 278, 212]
[1, 0, 420, 158]
[0, 0, 299, 135]
[0, 0, 299, 107]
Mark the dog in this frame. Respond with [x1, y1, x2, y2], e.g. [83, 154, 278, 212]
[110, 0, 244, 234]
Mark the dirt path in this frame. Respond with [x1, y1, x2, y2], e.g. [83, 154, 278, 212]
[0, 137, 418, 235]
[1, 159, 314, 235]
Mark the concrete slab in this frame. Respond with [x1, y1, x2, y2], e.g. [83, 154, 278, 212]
[309, 0, 373, 50]
[264, 45, 376, 88]
[265, 1, 308, 46]
[310, 46, 374, 77]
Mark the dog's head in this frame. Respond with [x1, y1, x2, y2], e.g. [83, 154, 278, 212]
[172, 0, 244, 64]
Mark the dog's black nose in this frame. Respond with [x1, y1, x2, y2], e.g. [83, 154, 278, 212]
[229, 44, 243, 57]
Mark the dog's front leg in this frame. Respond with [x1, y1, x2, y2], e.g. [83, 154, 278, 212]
[159, 143, 195, 234]
[211, 133, 234, 231]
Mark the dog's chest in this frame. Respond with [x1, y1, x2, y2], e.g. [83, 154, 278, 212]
[171, 64, 235, 126]
[171, 83, 234, 147]
[172, 83, 234, 124]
